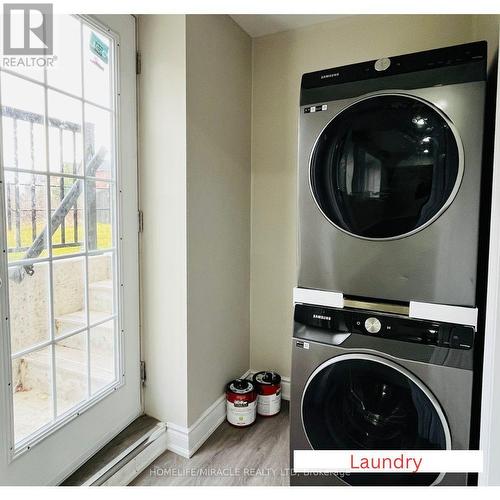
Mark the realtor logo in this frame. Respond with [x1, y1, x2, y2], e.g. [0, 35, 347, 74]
[3, 3, 53, 55]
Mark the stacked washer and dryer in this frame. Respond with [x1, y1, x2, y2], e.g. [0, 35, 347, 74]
[290, 41, 488, 486]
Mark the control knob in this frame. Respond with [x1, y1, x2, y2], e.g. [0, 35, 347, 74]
[365, 317, 382, 334]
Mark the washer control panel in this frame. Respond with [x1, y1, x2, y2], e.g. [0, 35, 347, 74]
[294, 303, 474, 350]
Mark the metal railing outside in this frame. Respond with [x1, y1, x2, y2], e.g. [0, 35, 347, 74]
[1, 105, 111, 268]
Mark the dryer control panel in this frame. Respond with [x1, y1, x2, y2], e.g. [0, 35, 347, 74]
[300, 41, 487, 105]
[294, 304, 474, 350]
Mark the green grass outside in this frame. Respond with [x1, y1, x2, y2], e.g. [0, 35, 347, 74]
[6, 222, 113, 261]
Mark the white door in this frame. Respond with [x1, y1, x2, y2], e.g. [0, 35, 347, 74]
[0, 14, 140, 485]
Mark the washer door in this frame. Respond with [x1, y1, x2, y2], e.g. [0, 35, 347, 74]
[301, 354, 451, 486]
[309, 94, 462, 240]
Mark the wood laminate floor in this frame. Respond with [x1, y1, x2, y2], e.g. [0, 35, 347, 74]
[131, 401, 290, 486]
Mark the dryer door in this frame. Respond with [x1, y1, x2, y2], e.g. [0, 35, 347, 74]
[309, 94, 462, 240]
[301, 353, 451, 486]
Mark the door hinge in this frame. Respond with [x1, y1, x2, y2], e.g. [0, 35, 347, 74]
[136, 51, 141, 75]
[138, 210, 144, 233]
[140, 360, 146, 384]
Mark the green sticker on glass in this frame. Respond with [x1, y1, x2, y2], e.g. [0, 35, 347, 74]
[89, 32, 109, 64]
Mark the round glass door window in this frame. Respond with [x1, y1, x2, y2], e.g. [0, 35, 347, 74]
[301, 354, 450, 486]
[309, 94, 461, 239]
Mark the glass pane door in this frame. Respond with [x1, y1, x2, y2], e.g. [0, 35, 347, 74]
[0, 15, 120, 451]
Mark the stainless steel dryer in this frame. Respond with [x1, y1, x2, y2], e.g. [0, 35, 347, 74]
[298, 42, 487, 306]
[289, 302, 476, 486]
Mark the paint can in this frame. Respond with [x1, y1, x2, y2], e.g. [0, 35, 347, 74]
[226, 379, 257, 427]
[252, 371, 281, 417]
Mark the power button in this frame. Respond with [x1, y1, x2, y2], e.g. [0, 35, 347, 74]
[374, 57, 391, 71]
[365, 317, 382, 334]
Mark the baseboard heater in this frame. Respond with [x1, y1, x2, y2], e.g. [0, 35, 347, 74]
[79, 421, 167, 486]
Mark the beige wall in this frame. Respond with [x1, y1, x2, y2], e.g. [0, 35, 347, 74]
[250, 14, 490, 378]
[139, 15, 189, 426]
[473, 15, 500, 68]
[139, 15, 251, 427]
[186, 15, 252, 425]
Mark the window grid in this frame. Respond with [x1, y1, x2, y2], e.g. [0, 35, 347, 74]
[0, 67, 115, 114]
[81, 20, 92, 400]
[7, 247, 118, 267]
[2, 165, 116, 182]
[0, 15, 121, 451]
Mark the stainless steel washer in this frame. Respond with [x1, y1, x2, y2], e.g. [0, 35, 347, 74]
[289, 303, 475, 486]
[298, 42, 487, 306]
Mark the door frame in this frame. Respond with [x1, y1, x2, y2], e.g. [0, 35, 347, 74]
[479, 28, 500, 487]
[0, 14, 141, 485]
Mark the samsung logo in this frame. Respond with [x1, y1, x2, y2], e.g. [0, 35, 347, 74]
[320, 72, 339, 79]
[313, 314, 331, 321]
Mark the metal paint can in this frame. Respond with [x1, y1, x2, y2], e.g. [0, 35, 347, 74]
[252, 371, 281, 417]
[226, 379, 257, 427]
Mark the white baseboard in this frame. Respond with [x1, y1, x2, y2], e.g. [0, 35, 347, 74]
[165, 422, 191, 458]
[165, 370, 252, 458]
[279, 376, 291, 401]
[165, 370, 290, 459]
